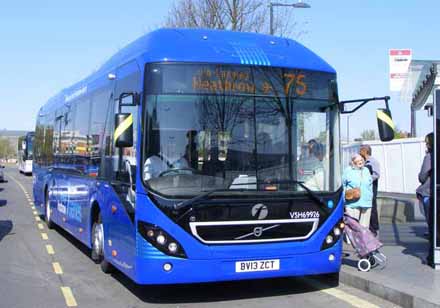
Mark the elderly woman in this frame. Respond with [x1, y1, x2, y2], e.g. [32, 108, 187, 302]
[342, 153, 373, 228]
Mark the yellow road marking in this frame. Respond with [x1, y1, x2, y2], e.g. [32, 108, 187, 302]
[304, 278, 380, 308]
[60, 287, 77, 307]
[35, 216, 41, 222]
[7, 173, 80, 307]
[52, 262, 63, 274]
[33, 210, 38, 215]
[46, 244, 55, 255]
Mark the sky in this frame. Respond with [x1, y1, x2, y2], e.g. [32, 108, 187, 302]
[0, 0, 438, 140]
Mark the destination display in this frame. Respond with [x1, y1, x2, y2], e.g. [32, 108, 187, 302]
[145, 63, 335, 100]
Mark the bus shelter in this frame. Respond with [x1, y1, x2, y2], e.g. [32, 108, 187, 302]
[402, 60, 440, 268]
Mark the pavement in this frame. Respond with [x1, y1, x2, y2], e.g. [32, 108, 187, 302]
[340, 222, 440, 308]
[0, 165, 397, 308]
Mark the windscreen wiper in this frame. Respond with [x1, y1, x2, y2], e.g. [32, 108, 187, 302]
[260, 179, 327, 208]
[173, 187, 253, 211]
[173, 179, 325, 214]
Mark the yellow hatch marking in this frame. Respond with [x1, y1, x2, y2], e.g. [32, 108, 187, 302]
[46, 244, 55, 255]
[37, 223, 44, 230]
[304, 278, 380, 308]
[41, 233, 48, 240]
[60, 287, 77, 307]
[52, 262, 63, 274]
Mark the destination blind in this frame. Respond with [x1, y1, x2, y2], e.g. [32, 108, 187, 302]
[145, 63, 335, 100]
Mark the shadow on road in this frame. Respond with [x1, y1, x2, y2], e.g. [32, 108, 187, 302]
[50, 222, 336, 304]
[0, 200, 7, 207]
[0, 220, 13, 242]
[111, 271, 336, 304]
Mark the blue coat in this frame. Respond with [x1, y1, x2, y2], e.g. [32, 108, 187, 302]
[342, 166, 373, 208]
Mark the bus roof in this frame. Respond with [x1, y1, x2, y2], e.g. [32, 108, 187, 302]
[42, 28, 336, 111]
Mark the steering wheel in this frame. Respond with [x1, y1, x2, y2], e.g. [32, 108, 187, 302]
[158, 167, 198, 177]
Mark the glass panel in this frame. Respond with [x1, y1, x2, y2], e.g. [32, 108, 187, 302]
[72, 99, 91, 173]
[90, 89, 110, 175]
[143, 64, 339, 198]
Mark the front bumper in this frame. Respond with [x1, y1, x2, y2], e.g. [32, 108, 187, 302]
[133, 240, 342, 285]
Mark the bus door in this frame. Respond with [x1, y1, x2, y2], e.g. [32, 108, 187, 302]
[103, 61, 141, 267]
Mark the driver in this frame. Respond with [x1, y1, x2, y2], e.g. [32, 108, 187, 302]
[143, 130, 197, 181]
[143, 153, 189, 181]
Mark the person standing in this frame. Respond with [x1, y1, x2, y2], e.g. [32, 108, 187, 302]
[416, 132, 433, 266]
[342, 154, 373, 228]
[360, 145, 380, 237]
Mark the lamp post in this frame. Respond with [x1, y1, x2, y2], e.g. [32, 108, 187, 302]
[269, 1, 311, 35]
[346, 115, 352, 143]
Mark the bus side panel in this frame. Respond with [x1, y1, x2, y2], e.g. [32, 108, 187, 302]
[100, 183, 136, 279]
[64, 175, 96, 246]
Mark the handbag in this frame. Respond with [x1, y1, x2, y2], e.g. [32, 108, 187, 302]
[345, 169, 363, 202]
[345, 187, 361, 201]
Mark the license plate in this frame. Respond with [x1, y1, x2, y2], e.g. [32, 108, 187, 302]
[235, 259, 280, 273]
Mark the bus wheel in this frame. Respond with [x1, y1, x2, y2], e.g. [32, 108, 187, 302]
[45, 192, 54, 229]
[322, 272, 339, 287]
[91, 214, 113, 273]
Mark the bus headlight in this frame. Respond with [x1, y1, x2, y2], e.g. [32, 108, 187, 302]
[168, 242, 178, 253]
[321, 219, 344, 251]
[156, 234, 167, 245]
[138, 221, 187, 258]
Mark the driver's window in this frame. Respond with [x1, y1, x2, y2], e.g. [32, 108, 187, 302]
[113, 101, 137, 183]
[112, 61, 140, 183]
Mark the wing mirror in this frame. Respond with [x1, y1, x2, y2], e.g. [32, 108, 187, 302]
[114, 113, 133, 148]
[376, 108, 395, 142]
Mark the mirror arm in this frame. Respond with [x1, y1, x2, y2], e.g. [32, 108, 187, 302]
[340, 96, 390, 114]
[118, 92, 140, 113]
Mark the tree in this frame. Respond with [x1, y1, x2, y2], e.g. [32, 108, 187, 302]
[165, 0, 306, 37]
[0, 138, 14, 160]
[360, 129, 376, 141]
[394, 127, 409, 139]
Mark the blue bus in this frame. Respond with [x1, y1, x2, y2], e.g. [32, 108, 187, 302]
[33, 28, 394, 284]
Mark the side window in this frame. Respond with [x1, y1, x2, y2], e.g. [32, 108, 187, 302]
[113, 61, 141, 182]
[34, 115, 43, 165]
[90, 89, 111, 175]
[53, 109, 63, 165]
[72, 98, 91, 174]
[101, 97, 115, 179]
[59, 104, 75, 165]
[44, 114, 54, 167]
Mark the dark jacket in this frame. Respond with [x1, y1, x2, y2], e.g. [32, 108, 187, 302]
[416, 152, 431, 198]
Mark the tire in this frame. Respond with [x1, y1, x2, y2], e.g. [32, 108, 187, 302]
[368, 255, 377, 267]
[357, 259, 371, 272]
[100, 259, 113, 274]
[91, 213, 113, 274]
[322, 272, 340, 287]
[45, 191, 54, 229]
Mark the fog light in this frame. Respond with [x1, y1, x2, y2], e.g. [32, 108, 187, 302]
[168, 242, 178, 253]
[333, 227, 341, 236]
[157, 234, 167, 245]
[147, 230, 155, 237]
[163, 263, 173, 272]
[325, 235, 334, 244]
[329, 254, 335, 261]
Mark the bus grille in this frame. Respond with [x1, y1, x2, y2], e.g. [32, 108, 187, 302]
[189, 218, 319, 244]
